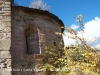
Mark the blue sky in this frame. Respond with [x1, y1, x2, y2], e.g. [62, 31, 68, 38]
[14, 0, 100, 48]
[14, 0, 100, 27]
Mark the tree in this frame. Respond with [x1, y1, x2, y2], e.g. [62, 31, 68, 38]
[41, 15, 100, 75]
[29, 0, 50, 11]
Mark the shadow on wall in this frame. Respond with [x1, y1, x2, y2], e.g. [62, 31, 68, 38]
[24, 24, 40, 54]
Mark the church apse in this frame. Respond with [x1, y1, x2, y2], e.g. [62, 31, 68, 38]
[0, 0, 64, 74]
[11, 6, 64, 75]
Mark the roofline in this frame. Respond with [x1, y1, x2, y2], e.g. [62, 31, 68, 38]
[11, 5, 65, 32]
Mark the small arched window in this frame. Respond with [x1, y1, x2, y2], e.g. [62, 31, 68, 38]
[24, 24, 40, 54]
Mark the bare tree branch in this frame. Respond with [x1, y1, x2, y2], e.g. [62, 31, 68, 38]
[29, 0, 51, 11]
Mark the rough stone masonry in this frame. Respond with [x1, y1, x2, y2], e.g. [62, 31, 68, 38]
[0, 0, 64, 75]
[0, 0, 12, 75]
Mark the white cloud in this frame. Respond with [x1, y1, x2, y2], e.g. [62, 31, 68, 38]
[70, 24, 79, 30]
[95, 44, 100, 50]
[63, 17, 100, 49]
[63, 32, 76, 45]
[83, 17, 100, 39]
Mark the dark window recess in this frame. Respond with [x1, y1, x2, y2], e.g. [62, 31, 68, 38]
[54, 42, 56, 46]
[26, 36, 32, 54]
[24, 24, 33, 54]
[24, 25, 40, 54]
[22, 65, 26, 67]
[26, 36, 28, 54]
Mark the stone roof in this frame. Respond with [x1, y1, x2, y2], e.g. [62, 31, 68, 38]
[12, 6, 65, 32]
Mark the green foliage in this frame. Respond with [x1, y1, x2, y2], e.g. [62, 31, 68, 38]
[41, 14, 100, 75]
[43, 41, 66, 68]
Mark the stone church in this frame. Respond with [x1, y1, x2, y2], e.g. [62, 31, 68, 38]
[0, 0, 64, 75]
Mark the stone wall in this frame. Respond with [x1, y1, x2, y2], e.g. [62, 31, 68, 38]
[12, 6, 64, 55]
[0, 0, 11, 75]
[0, 0, 64, 74]
[11, 6, 64, 75]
